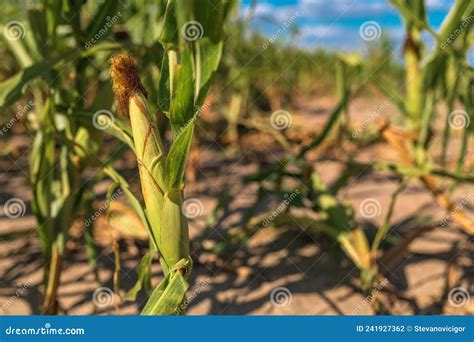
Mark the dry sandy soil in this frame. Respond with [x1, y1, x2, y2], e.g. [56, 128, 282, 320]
[0, 95, 473, 315]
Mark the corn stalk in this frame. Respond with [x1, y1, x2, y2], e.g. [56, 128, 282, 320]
[0, 0, 123, 313]
[371, 0, 474, 235]
[216, 0, 473, 299]
[107, 0, 229, 315]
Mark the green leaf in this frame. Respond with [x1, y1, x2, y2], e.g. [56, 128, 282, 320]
[195, 39, 223, 106]
[194, 0, 224, 43]
[85, 0, 119, 41]
[141, 258, 191, 315]
[437, 0, 473, 43]
[81, 41, 124, 58]
[318, 194, 352, 233]
[158, 53, 171, 113]
[82, 189, 98, 270]
[337, 229, 371, 270]
[0, 49, 77, 107]
[73, 110, 135, 152]
[0, 62, 51, 106]
[388, 0, 427, 30]
[298, 96, 349, 157]
[2, 34, 34, 68]
[103, 166, 157, 249]
[125, 251, 154, 301]
[27, 8, 48, 52]
[165, 124, 194, 189]
[169, 49, 194, 131]
[29, 98, 55, 252]
[44, 0, 62, 40]
[159, 0, 179, 49]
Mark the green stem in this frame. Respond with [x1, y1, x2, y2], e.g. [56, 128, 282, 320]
[42, 242, 63, 315]
[448, 129, 470, 197]
[371, 182, 407, 253]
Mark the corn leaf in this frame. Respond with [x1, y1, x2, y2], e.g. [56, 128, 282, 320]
[103, 166, 157, 249]
[85, 0, 119, 41]
[29, 98, 55, 252]
[141, 259, 190, 315]
[169, 49, 195, 131]
[338, 229, 371, 270]
[0, 62, 52, 106]
[298, 95, 352, 157]
[165, 124, 194, 189]
[73, 110, 135, 152]
[158, 53, 171, 113]
[437, 0, 473, 43]
[27, 8, 48, 52]
[125, 250, 154, 301]
[195, 39, 223, 106]
[159, 0, 179, 49]
[44, 0, 62, 40]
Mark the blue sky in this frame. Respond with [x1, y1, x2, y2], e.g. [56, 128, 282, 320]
[239, 0, 463, 55]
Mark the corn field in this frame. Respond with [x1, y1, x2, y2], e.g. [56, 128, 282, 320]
[0, 0, 473, 316]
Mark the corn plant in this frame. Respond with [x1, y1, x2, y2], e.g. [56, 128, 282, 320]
[300, 0, 474, 288]
[106, 0, 230, 315]
[0, 0, 125, 313]
[204, 0, 474, 308]
[371, 0, 474, 234]
[332, 53, 363, 142]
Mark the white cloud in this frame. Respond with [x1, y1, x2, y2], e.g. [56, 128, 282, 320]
[238, 0, 463, 58]
[298, 0, 395, 20]
[240, 3, 299, 23]
[426, 0, 454, 11]
[241, 0, 455, 24]
[299, 25, 346, 39]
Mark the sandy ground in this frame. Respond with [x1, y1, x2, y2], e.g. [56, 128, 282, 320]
[0, 95, 473, 315]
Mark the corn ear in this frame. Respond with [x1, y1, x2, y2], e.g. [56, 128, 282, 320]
[108, 0, 230, 315]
